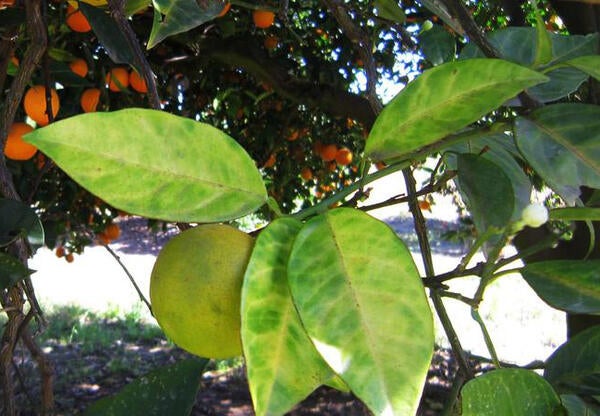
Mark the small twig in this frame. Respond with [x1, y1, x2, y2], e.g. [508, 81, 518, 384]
[103, 244, 153, 315]
[107, 0, 161, 109]
[403, 167, 474, 380]
[321, 0, 383, 113]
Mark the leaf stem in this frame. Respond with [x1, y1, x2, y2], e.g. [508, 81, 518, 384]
[470, 308, 501, 368]
[103, 244, 153, 316]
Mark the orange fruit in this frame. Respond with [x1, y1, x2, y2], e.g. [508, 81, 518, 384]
[24, 85, 60, 126]
[217, 2, 230, 17]
[418, 200, 432, 211]
[65, 253, 74, 263]
[264, 34, 278, 50]
[97, 232, 111, 245]
[375, 161, 387, 170]
[287, 129, 299, 142]
[253, 10, 275, 29]
[129, 70, 148, 93]
[66, 4, 92, 33]
[300, 166, 313, 181]
[4, 123, 36, 161]
[319, 144, 338, 162]
[104, 223, 120, 241]
[335, 147, 353, 166]
[80, 88, 101, 113]
[0, 0, 16, 8]
[55, 246, 65, 258]
[10, 56, 19, 66]
[106, 67, 130, 92]
[262, 153, 276, 168]
[69, 58, 88, 77]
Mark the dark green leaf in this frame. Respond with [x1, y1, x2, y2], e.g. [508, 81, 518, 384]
[563, 55, 600, 82]
[515, 104, 600, 205]
[457, 153, 515, 233]
[84, 357, 207, 415]
[25, 109, 267, 223]
[561, 394, 600, 416]
[419, 25, 456, 66]
[365, 59, 548, 162]
[545, 326, 600, 396]
[148, 0, 225, 49]
[288, 208, 433, 415]
[374, 0, 405, 23]
[242, 218, 333, 416]
[521, 260, 600, 314]
[0, 253, 34, 291]
[550, 208, 600, 221]
[462, 369, 562, 415]
[0, 199, 44, 250]
[79, 3, 136, 66]
[460, 28, 598, 103]
[446, 133, 531, 222]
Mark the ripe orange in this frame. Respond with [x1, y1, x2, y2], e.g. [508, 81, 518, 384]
[335, 147, 353, 166]
[66, 4, 91, 33]
[80, 88, 101, 113]
[418, 200, 432, 211]
[69, 58, 88, 77]
[287, 129, 299, 142]
[319, 144, 338, 162]
[24, 85, 60, 126]
[262, 153, 276, 168]
[129, 70, 148, 93]
[65, 253, 74, 263]
[0, 0, 15, 8]
[104, 223, 120, 241]
[106, 67, 130, 92]
[217, 2, 230, 17]
[97, 232, 111, 245]
[264, 34, 278, 50]
[253, 10, 275, 29]
[300, 166, 313, 181]
[55, 246, 65, 258]
[4, 123, 36, 160]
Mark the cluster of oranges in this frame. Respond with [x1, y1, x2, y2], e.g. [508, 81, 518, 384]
[96, 222, 121, 245]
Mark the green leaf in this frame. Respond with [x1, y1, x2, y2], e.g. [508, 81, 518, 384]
[460, 28, 597, 102]
[515, 104, 600, 205]
[462, 369, 562, 416]
[521, 260, 600, 314]
[84, 357, 207, 415]
[148, 0, 224, 49]
[446, 133, 531, 222]
[545, 326, 600, 396]
[125, 0, 150, 16]
[79, 3, 136, 66]
[0, 253, 34, 291]
[288, 208, 434, 415]
[456, 153, 515, 233]
[561, 394, 600, 416]
[25, 108, 267, 223]
[562, 55, 600, 82]
[365, 59, 548, 162]
[241, 218, 333, 416]
[418, 25, 456, 66]
[550, 208, 600, 221]
[374, 0, 405, 23]
[0, 199, 44, 250]
[532, 8, 553, 67]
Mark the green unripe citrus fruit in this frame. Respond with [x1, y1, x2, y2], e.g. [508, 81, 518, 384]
[150, 224, 254, 358]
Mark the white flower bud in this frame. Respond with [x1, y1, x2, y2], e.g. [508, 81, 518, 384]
[521, 204, 549, 228]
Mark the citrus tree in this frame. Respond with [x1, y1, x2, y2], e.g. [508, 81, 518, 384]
[1, 0, 600, 414]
